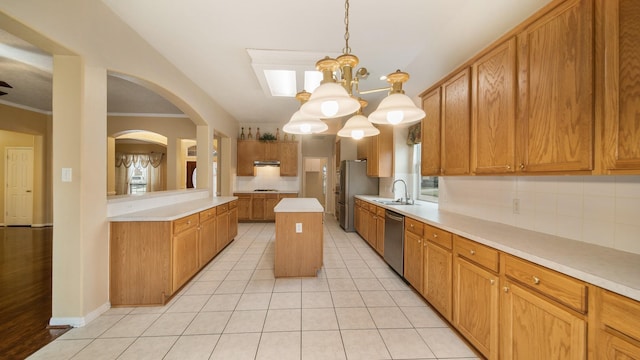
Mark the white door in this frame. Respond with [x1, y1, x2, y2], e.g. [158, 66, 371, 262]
[5, 147, 34, 226]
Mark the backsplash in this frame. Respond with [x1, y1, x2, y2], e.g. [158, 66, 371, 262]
[234, 166, 300, 192]
[439, 175, 640, 255]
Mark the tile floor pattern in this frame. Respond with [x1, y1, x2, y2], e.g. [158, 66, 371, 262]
[30, 217, 479, 360]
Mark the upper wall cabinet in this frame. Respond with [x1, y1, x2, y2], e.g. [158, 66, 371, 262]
[441, 68, 471, 176]
[421, 88, 442, 176]
[516, 0, 594, 173]
[600, 0, 640, 173]
[367, 125, 393, 178]
[237, 140, 298, 177]
[471, 38, 517, 175]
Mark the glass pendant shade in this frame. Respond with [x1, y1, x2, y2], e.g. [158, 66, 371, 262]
[368, 93, 426, 125]
[300, 82, 361, 119]
[282, 110, 328, 134]
[337, 114, 380, 140]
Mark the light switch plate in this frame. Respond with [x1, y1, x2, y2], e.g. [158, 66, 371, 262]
[295, 223, 302, 233]
[61, 168, 72, 182]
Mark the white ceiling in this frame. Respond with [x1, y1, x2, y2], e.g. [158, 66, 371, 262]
[1, 0, 552, 125]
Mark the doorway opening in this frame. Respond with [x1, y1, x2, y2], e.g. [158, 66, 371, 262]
[303, 157, 328, 210]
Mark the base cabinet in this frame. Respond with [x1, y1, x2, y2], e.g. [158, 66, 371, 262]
[501, 280, 586, 360]
[198, 210, 217, 267]
[594, 288, 640, 359]
[172, 224, 199, 292]
[404, 218, 424, 293]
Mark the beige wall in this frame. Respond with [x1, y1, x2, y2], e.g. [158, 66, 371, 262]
[0, 104, 53, 226]
[0, 0, 239, 326]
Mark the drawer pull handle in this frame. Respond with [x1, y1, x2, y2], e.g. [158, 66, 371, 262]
[418, 239, 421, 244]
[504, 287, 509, 293]
[433, 233, 438, 238]
[533, 276, 540, 285]
[490, 279, 495, 285]
[187, 220, 191, 225]
[470, 250, 476, 255]
[410, 224, 414, 228]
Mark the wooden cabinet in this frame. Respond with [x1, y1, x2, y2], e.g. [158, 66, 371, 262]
[357, 138, 368, 160]
[501, 254, 587, 360]
[404, 217, 424, 293]
[442, 68, 471, 175]
[367, 125, 393, 177]
[172, 214, 200, 292]
[251, 194, 266, 220]
[215, 204, 230, 253]
[422, 224, 452, 321]
[228, 200, 238, 241]
[367, 205, 378, 249]
[198, 208, 217, 267]
[593, 288, 640, 359]
[516, 0, 593, 173]
[375, 206, 385, 255]
[471, 38, 517, 174]
[421, 88, 442, 176]
[358, 202, 369, 242]
[453, 235, 500, 359]
[237, 140, 298, 176]
[236, 194, 251, 221]
[265, 194, 278, 221]
[600, 0, 640, 173]
[279, 141, 298, 176]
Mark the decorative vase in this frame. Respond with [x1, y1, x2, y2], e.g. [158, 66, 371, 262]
[240, 127, 245, 140]
[248, 127, 253, 139]
[256, 127, 261, 140]
[275, 128, 280, 141]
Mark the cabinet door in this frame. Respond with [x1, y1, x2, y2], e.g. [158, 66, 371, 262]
[172, 227, 199, 291]
[421, 88, 442, 176]
[236, 195, 251, 221]
[264, 142, 279, 160]
[228, 205, 238, 241]
[472, 38, 517, 174]
[442, 68, 471, 175]
[237, 140, 262, 176]
[367, 125, 393, 177]
[375, 210, 385, 255]
[265, 195, 278, 221]
[453, 257, 499, 359]
[403, 230, 423, 293]
[279, 142, 298, 176]
[357, 137, 368, 160]
[251, 195, 266, 220]
[216, 212, 229, 253]
[367, 209, 377, 248]
[358, 205, 369, 241]
[501, 280, 586, 360]
[516, 0, 593, 173]
[199, 218, 217, 267]
[602, 0, 640, 172]
[599, 331, 640, 360]
[424, 241, 452, 322]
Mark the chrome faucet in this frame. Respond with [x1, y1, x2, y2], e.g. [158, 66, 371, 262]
[392, 179, 412, 204]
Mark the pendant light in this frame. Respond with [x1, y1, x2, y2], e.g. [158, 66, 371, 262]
[337, 99, 379, 140]
[368, 70, 426, 125]
[283, 91, 329, 134]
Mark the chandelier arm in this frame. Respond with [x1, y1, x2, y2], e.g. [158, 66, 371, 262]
[356, 85, 392, 95]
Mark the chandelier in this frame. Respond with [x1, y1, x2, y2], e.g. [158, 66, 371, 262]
[283, 0, 425, 138]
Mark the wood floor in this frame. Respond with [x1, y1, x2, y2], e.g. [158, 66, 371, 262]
[0, 227, 68, 359]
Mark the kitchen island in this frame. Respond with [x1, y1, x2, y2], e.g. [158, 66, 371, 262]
[273, 198, 324, 277]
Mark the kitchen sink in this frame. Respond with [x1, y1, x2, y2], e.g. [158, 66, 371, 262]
[374, 199, 417, 206]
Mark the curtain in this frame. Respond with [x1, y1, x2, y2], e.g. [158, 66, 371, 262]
[407, 122, 422, 145]
[114, 153, 165, 195]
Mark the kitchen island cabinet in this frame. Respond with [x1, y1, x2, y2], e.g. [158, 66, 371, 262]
[273, 198, 323, 277]
[109, 198, 238, 306]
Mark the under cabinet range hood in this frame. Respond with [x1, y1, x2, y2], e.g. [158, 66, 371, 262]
[253, 160, 280, 167]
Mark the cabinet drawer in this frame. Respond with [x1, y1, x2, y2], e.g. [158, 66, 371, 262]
[424, 224, 452, 250]
[600, 289, 640, 342]
[405, 217, 424, 236]
[504, 254, 587, 314]
[199, 207, 216, 222]
[216, 204, 229, 214]
[173, 213, 199, 234]
[454, 235, 498, 273]
[376, 206, 385, 217]
[228, 200, 238, 209]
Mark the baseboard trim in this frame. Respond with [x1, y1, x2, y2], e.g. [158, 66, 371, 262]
[49, 302, 111, 328]
[31, 223, 53, 228]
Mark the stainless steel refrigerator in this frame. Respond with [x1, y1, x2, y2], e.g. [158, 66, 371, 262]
[338, 160, 379, 232]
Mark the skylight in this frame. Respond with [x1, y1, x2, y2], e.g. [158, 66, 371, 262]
[264, 70, 296, 97]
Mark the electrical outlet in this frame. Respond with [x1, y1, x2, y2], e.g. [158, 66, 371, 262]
[295, 223, 302, 233]
[513, 198, 520, 214]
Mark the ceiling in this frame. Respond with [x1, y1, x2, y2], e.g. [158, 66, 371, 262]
[1, 0, 552, 126]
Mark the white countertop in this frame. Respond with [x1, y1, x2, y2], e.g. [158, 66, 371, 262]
[108, 196, 237, 222]
[357, 195, 640, 302]
[233, 190, 299, 194]
[274, 198, 324, 213]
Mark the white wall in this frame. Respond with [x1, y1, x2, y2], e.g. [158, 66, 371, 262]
[439, 176, 640, 255]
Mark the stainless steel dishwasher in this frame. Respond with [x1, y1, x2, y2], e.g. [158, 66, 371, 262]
[384, 210, 405, 276]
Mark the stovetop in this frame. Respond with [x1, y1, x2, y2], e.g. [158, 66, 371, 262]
[254, 189, 279, 192]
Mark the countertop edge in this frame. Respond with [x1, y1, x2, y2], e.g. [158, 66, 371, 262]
[108, 196, 238, 222]
[357, 195, 640, 302]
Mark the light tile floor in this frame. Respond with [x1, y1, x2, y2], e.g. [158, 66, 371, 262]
[29, 217, 480, 360]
